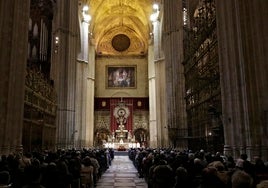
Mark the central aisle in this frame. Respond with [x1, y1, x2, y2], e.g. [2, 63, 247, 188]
[96, 155, 147, 188]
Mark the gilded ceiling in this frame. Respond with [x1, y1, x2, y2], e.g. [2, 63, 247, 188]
[81, 0, 154, 56]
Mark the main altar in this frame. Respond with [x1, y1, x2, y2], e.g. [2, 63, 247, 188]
[104, 99, 138, 150]
[95, 98, 148, 150]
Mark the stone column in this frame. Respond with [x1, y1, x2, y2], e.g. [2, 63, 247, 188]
[148, 37, 158, 148]
[216, 0, 268, 159]
[251, 1, 268, 159]
[149, 2, 169, 148]
[86, 39, 96, 147]
[75, 61, 88, 148]
[162, 0, 187, 148]
[216, 0, 241, 158]
[75, 8, 90, 148]
[77, 5, 89, 63]
[51, 0, 79, 149]
[0, 0, 30, 154]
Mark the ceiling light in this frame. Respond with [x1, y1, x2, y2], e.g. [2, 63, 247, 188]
[153, 3, 159, 11]
[83, 14, 91, 23]
[150, 13, 158, 22]
[83, 5, 89, 12]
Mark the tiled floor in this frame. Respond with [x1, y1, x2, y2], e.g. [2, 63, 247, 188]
[96, 155, 148, 188]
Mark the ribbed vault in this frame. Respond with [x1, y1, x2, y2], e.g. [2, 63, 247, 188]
[82, 0, 154, 56]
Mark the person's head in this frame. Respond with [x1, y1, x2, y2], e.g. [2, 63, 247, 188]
[240, 154, 248, 160]
[216, 152, 221, 157]
[24, 165, 42, 184]
[208, 161, 225, 171]
[153, 165, 175, 188]
[235, 158, 244, 169]
[0, 171, 10, 185]
[256, 180, 268, 188]
[82, 156, 92, 167]
[175, 167, 188, 182]
[231, 170, 253, 188]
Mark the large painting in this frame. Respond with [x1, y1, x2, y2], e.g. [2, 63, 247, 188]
[107, 66, 136, 88]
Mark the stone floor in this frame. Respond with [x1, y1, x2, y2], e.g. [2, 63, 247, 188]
[96, 155, 148, 188]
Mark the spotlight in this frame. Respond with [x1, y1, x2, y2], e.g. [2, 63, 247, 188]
[83, 5, 89, 12]
[153, 3, 159, 11]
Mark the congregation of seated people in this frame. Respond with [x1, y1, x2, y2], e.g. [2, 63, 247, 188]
[1, 147, 268, 188]
[128, 148, 268, 188]
[0, 148, 114, 188]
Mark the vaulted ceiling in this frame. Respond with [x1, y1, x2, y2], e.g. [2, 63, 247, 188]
[81, 0, 154, 56]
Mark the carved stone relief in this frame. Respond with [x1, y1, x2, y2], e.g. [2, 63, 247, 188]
[133, 111, 149, 131]
[97, 27, 146, 56]
[95, 111, 110, 131]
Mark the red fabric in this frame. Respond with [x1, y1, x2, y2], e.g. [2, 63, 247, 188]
[110, 98, 133, 133]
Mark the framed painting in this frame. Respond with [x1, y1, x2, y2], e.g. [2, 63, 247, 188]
[107, 65, 136, 88]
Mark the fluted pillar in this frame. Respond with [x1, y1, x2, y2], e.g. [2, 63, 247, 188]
[51, 0, 79, 149]
[216, 0, 268, 160]
[75, 7, 90, 148]
[0, 0, 30, 154]
[148, 36, 158, 148]
[162, 0, 187, 148]
[75, 61, 88, 148]
[251, 1, 268, 159]
[86, 39, 96, 147]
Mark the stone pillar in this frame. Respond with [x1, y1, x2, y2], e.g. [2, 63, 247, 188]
[75, 61, 88, 148]
[149, 2, 169, 148]
[155, 58, 167, 147]
[162, 0, 187, 148]
[86, 39, 96, 147]
[216, 0, 241, 158]
[216, 0, 268, 160]
[75, 8, 90, 148]
[51, 0, 79, 149]
[77, 5, 89, 62]
[245, 0, 268, 161]
[148, 37, 158, 148]
[0, 0, 30, 154]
